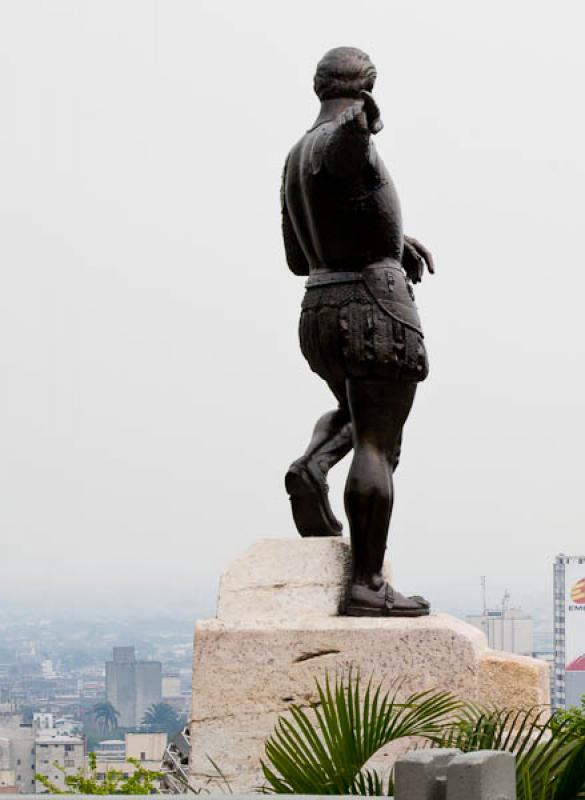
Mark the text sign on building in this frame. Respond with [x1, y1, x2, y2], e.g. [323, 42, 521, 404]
[565, 562, 585, 669]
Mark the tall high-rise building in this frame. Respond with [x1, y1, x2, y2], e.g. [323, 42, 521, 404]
[553, 554, 585, 708]
[106, 647, 162, 728]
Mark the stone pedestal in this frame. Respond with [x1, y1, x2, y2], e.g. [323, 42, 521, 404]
[190, 539, 549, 793]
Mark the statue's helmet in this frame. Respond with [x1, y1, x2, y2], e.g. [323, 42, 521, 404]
[314, 47, 377, 100]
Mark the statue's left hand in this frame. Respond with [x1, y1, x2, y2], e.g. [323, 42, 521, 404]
[402, 236, 435, 284]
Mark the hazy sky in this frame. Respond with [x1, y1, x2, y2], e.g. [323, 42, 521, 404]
[1, 1, 584, 620]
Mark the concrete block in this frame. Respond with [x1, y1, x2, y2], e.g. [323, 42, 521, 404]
[394, 748, 461, 799]
[446, 750, 516, 800]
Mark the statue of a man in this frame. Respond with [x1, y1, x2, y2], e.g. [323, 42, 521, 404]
[281, 47, 435, 617]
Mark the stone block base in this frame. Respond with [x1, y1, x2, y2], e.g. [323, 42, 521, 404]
[190, 540, 549, 792]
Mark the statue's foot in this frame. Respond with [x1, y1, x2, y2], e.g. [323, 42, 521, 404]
[345, 582, 430, 617]
[285, 458, 343, 538]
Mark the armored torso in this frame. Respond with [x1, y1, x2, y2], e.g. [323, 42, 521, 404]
[283, 118, 403, 272]
[281, 103, 428, 386]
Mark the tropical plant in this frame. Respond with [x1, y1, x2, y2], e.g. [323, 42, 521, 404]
[261, 671, 462, 795]
[142, 702, 184, 736]
[437, 705, 585, 800]
[261, 671, 585, 799]
[551, 695, 585, 739]
[35, 751, 163, 794]
[91, 701, 120, 735]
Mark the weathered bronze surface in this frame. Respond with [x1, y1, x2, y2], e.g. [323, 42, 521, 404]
[281, 47, 435, 617]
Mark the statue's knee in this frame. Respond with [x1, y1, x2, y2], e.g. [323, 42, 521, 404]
[346, 463, 389, 505]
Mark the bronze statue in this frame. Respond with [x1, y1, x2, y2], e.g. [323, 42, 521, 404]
[281, 47, 435, 617]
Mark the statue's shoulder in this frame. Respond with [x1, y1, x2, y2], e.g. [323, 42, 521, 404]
[308, 125, 331, 175]
[281, 130, 324, 188]
[310, 106, 374, 176]
[289, 119, 339, 175]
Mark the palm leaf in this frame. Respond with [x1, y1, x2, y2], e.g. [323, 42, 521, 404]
[437, 705, 585, 800]
[261, 670, 462, 794]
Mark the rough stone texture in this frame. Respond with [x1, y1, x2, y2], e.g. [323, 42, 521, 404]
[217, 538, 353, 623]
[190, 539, 549, 793]
[478, 649, 550, 710]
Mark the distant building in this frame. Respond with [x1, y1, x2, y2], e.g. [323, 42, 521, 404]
[106, 647, 162, 728]
[125, 732, 166, 763]
[41, 661, 56, 680]
[33, 713, 54, 732]
[33, 713, 81, 738]
[93, 739, 125, 762]
[1, 712, 87, 794]
[94, 732, 166, 788]
[466, 594, 534, 656]
[553, 554, 585, 708]
[34, 735, 85, 793]
[0, 734, 16, 792]
[162, 677, 181, 699]
[0, 714, 36, 793]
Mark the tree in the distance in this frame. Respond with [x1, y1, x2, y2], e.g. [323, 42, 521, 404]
[92, 701, 120, 736]
[141, 702, 184, 737]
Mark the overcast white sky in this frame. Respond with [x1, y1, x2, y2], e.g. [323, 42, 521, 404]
[1, 0, 584, 620]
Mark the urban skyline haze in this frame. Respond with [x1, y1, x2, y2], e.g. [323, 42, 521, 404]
[1, 1, 584, 619]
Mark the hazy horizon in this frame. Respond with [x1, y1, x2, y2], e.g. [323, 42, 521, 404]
[1, 1, 585, 621]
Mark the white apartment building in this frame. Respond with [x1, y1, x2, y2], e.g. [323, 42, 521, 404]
[466, 602, 534, 656]
[93, 732, 166, 787]
[0, 714, 36, 794]
[34, 735, 86, 793]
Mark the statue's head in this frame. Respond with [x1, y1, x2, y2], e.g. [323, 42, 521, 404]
[314, 47, 377, 101]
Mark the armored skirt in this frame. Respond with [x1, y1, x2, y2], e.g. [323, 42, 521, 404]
[299, 281, 428, 389]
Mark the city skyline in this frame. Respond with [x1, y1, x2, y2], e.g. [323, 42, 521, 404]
[2, 1, 585, 618]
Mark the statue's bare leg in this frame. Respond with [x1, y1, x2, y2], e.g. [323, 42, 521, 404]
[344, 378, 430, 617]
[389, 430, 402, 473]
[286, 381, 352, 537]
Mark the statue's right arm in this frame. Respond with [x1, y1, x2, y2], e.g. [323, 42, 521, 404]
[322, 105, 371, 178]
[281, 160, 310, 276]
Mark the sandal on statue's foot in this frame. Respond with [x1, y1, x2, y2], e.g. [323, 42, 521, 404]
[285, 459, 342, 538]
[345, 582, 430, 617]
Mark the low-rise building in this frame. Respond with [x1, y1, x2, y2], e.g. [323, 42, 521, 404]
[0, 714, 36, 794]
[93, 732, 166, 788]
[125, 732, 166, 764]
[93, 739, 125, 762]
[34, 735, 85, 793]
[0, 736, 16, 791]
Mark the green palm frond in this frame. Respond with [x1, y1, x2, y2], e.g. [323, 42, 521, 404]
[437, 705, 585, 800]
[262, 670, 585, 797]
[261, 670, 462, 794]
